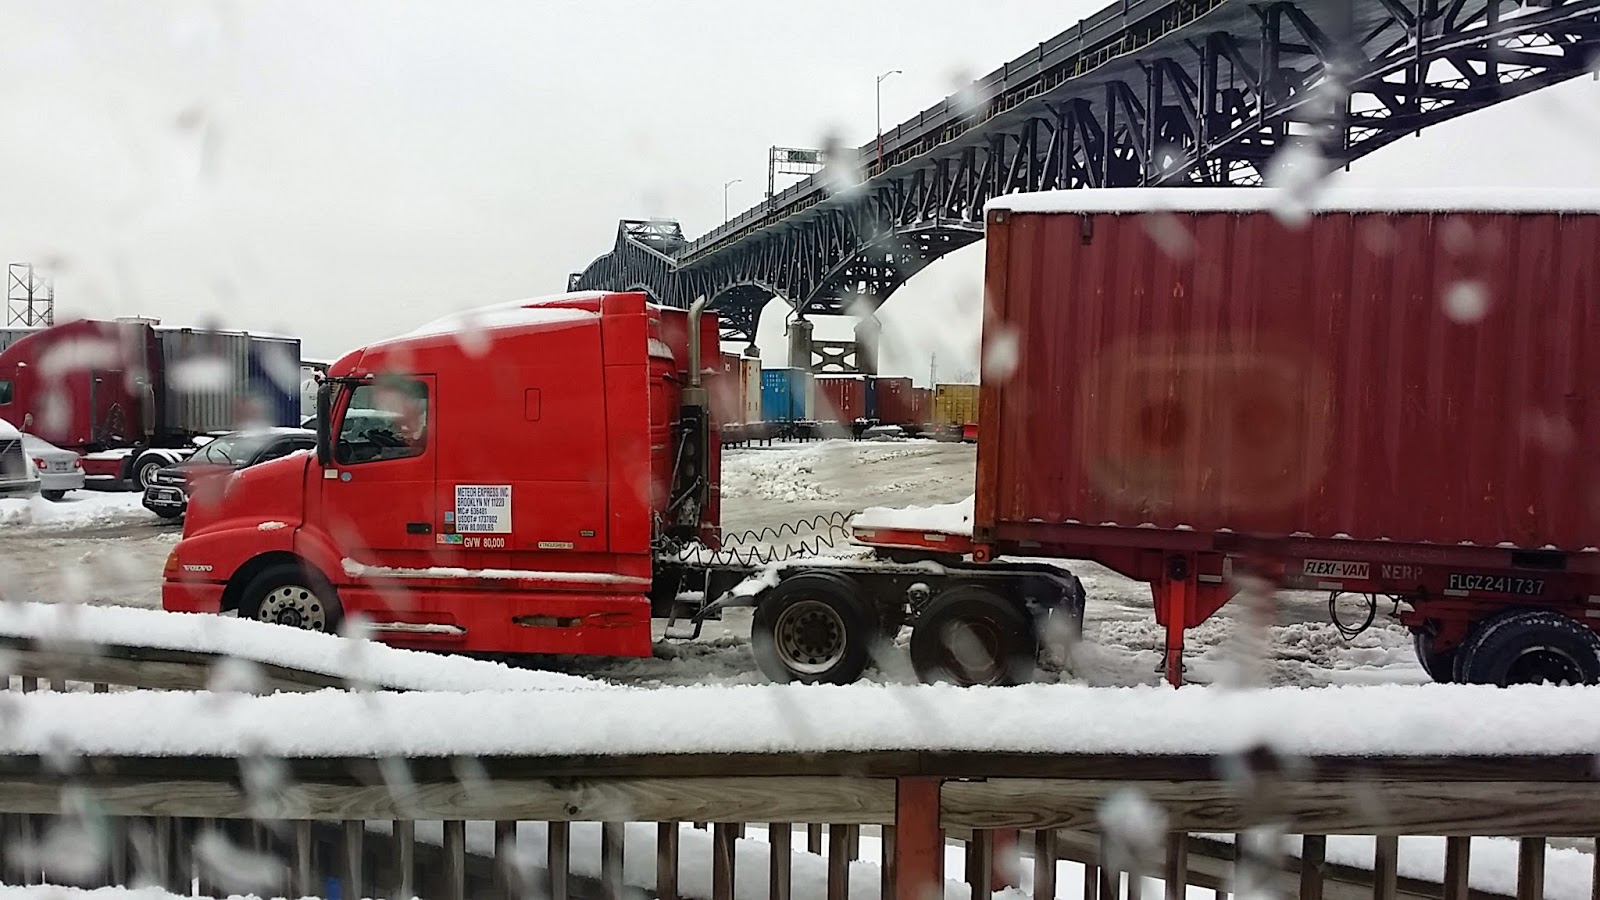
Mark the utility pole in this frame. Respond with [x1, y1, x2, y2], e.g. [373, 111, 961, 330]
[929, 351, 937, 388]
[876, 69, 902, 172]
[723, 177, 741, 222]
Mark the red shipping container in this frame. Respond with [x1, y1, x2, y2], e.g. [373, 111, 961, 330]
[977, 189, 1600, 552]
[814, 375, 866, 424]
[874, 376, 916, 425]
[910, 387, 933, 424]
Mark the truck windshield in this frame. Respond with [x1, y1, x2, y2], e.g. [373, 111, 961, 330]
[335, 380, 428, 464]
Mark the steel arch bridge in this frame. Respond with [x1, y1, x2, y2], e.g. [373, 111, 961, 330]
[572, 0, 1600, 344]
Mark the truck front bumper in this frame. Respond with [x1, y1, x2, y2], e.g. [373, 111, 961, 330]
[162, 579, 225, 614]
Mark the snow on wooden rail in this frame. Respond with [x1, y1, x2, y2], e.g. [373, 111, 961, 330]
[2, 682, 1599, 758]
[0, 601, 606, 694]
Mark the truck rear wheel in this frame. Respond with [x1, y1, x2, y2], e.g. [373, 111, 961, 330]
[240, 563, 343, 634]
[1410, 629, 1457, 684]
[1454, 609, 1600, 686]
[910, 585, 1037, 686]
[751, 573, 874, 685]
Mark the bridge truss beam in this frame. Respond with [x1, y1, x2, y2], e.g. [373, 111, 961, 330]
[573, 0, 1600, 344]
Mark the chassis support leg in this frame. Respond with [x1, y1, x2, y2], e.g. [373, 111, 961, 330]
[1153, 555, 1197, 687]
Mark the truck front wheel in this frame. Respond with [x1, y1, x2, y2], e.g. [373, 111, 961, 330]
[1454, 610, 1600, 686]
[910, 585, 1037, 686]
[751, 573, 874, 685]
[240, 564, 343, 634]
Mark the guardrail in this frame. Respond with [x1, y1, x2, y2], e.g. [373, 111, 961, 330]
[0, 635, 355, 694]
[0, 748, 1595, 899]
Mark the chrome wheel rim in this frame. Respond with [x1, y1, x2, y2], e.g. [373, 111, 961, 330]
[773, 600, 846, 675]
[258, 584, 327, 632]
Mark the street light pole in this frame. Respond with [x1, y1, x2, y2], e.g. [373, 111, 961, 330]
[723, 177, 742, 222]
[876, 69, 902, 172]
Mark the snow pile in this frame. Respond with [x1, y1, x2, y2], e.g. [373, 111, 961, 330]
[5, 682, 1599, 758]
[719, 446, 836, 502]
[0, 602, 607, 693]
[0, 492, 154, 530]
[852, 494, 974, 535]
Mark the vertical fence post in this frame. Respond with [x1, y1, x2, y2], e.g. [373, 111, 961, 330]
[658, 823, 680, 900]
[894, 777, 942, 900]
[769, 824, 792, 900]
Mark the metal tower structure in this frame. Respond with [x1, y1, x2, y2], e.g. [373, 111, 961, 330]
[7, 263, 54, 327]
[573, 0, 1600, 347]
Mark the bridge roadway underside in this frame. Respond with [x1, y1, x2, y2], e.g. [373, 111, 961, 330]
[572, 0, 1600, 343]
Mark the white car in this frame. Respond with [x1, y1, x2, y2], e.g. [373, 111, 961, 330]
[21, 433, 84, 501]
[0, 418, 41, 498]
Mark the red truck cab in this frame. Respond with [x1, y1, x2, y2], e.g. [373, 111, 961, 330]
[162, 291, 721, 658]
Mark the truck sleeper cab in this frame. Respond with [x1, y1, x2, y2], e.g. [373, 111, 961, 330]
[162, 290, 1086, 687]
[162, 291, 720, 658]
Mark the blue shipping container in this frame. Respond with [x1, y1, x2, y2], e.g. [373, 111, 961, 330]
[863, 376, 879, 420]
[761, 367, 810, 422]
[246, 335, 304, 427]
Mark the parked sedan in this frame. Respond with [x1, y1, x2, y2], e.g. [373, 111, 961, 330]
[0, 417, 40, 498]
[21, 433, 84, 501]
[142, 427, 317, 519]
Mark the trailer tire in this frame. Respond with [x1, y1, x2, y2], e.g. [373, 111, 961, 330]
[910, 585, 1037, 686]
[238, 563, 343, 635]
[751, 573, 874, 685]
[1410, 629, 1457, 684]
[1454, 609, 1600, 686]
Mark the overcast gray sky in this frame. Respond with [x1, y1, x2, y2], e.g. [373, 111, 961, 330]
[2, 1, 1598, 381]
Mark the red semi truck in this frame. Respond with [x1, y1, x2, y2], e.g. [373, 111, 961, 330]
[859, 188, 1600, 686]
[161, 292, 1084, 685]
[0, 318, 303, 488]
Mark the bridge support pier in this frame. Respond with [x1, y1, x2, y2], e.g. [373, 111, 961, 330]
[854, 315, 880, 376]
[787, 317, 814, 371]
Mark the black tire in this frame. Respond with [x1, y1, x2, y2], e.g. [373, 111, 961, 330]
[131, 454, 164, 490]
[41, 490, 66, 502]
[153, 508, 184, 520]
[1454, 609, 1600, 686]
[238, 563, 343, 634]
[1411, 629, 1457, 684]
[909, 585, 1037, 686]
[751, 572, 874, 684]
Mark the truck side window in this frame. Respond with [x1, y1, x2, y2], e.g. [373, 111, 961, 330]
[0, 380, 11, 404]
[335, 380, 428, 465]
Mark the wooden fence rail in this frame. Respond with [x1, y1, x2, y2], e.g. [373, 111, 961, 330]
[0, 751, 1596, 900]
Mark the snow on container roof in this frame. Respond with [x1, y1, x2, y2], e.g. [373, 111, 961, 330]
[986, 187, 1600, 216]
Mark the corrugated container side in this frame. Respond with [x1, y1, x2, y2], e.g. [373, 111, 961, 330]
[798, 370, 816, 420]
[761, 368, 793, 422]
[741, 358, 762, 424]
[0, 328, 39, 354]
[875, 377, 915, 424]
[157, 329, 252, 434]
[710, 351, 744, 425]
[909, 387, 933, 424]
[247, 336, 303, 427]
[814, 375, 866, 423]
[933, 383, 979, 425]
[978, 207, 1600, 550]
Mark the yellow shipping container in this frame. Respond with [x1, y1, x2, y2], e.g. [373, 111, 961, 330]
[933, 383, 979, 425]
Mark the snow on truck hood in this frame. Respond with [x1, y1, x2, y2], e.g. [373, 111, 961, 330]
[987, 187, 1600, 215]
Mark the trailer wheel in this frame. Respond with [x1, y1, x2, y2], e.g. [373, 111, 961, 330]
[910, 585, 1037, 686]
[1454, 609, 1600, 686]
[751, 573, 874, 685]
[1410, 629, 1457, 684]
[239, 563, 343, 634]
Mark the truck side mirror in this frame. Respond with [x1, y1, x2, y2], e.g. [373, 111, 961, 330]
[315, 382, 334, 467]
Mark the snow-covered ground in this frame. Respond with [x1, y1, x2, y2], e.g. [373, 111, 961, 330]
[0, 438, 1429, 687]
[0, 490, 154, 531]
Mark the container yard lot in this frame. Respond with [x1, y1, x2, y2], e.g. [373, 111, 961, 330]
[0, 437, 1422, 688]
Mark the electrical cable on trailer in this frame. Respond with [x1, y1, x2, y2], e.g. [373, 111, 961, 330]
[656, 511, 859, 567]
[1327, 591, 1379, 640]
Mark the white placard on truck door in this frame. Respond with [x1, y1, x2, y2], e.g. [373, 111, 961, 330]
[454, 485, 512, 533]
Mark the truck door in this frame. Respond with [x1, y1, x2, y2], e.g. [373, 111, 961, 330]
[89, 368, 133, 445]
[318, 375, 437, 567]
